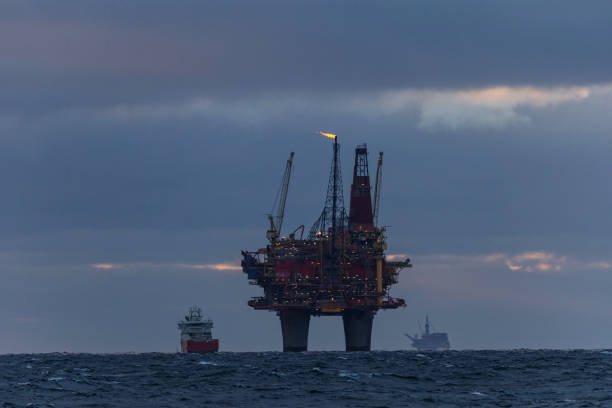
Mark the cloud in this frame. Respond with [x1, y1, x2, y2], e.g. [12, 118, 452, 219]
[100, 98, 250, 123]
[89, 261, 242, 272]
[176, 263, 242, 271]
[413, 86, 590, 131]
[91, 263, 118, 270]
[512, 251, 556, 262]
[506, 252, 567, 273]
[505, 260, 523, 271]
[386, 253, 410, 261]
[36, 94, 327, 125]
[415, 251, 610, 275]
[3, 1, 612, 100]
[477, 253, 506, 263]
[587, 261, 612, 269]
[419, 96, 531, 130]
[375, 85, 592, 131]
[62, 85, 597, 131]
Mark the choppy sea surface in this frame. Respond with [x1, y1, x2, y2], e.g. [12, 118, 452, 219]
[2, 350, 612, 407]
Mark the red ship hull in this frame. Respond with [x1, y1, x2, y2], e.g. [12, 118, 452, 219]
[181, 339, 219, 353]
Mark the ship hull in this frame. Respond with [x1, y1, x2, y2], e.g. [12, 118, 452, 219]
[181, 339, 219, 353]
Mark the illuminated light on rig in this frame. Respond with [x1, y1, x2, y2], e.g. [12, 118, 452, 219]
[319, 131, 337, 139]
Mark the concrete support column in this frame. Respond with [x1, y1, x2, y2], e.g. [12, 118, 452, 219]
[343, 310, 374, 351]
[279, 309, 310, 352]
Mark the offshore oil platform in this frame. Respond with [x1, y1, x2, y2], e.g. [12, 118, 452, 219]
[241, 133, 411, 351]
[405, 316, 450, 351]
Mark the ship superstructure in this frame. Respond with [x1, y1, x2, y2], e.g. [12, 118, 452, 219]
[405, 316, 450, 351]
[241, 134, 411, 351]
[178, 306, 219, 353]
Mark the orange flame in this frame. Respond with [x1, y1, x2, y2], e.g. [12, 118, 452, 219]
[319, 131, 336, 139]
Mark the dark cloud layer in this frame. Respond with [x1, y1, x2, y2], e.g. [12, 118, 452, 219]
[2, 0, 612, 112]
[2, 1, 612, 352]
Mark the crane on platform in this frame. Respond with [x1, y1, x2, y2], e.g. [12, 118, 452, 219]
[373, 152, 383, 227]
[267, 152, 295, 242]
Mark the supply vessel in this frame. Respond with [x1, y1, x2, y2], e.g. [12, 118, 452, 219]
[178, 306, 219, 353]
[405, 316, 450, 351]
[241, 133, 411, 351]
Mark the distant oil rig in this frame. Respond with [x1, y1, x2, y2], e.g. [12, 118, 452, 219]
[406, 315, 450, 351]
[241, 133, 411, 351]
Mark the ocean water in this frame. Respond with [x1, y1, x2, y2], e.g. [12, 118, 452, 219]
[2, 350, 612, 407]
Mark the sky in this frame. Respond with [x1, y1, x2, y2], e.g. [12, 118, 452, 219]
[2, 0, 612, 352]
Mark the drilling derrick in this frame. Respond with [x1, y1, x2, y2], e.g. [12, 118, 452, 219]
[241, 134, 411, 352]
[348, 145, 374, 231]
[308, 136, 347, 290]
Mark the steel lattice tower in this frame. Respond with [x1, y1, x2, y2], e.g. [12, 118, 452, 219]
[308, 136, 348, 242]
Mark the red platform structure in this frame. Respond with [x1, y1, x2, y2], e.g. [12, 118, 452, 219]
[241, 134, 411, 351]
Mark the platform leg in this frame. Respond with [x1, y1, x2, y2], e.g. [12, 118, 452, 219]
[279, 310, 310, 352]
[343, 310, 373, 351]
